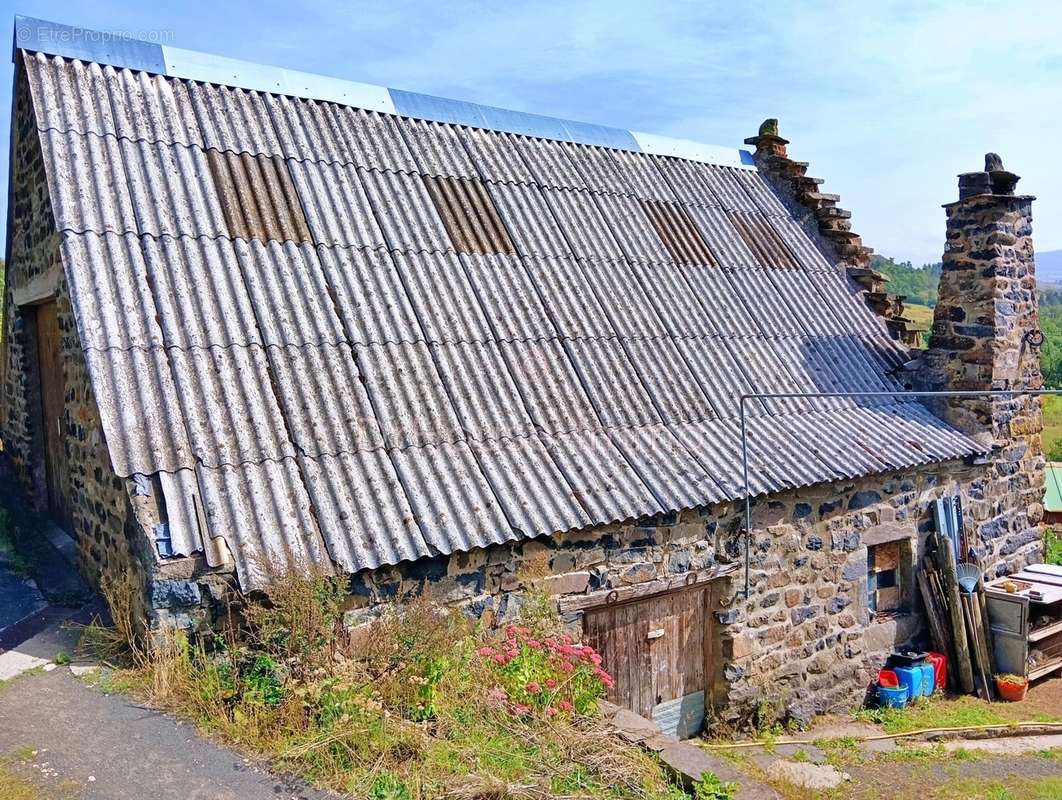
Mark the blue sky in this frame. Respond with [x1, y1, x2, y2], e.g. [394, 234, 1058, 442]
[2, 0, 1060, 264]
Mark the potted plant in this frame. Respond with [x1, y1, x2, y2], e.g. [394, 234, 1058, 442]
[994, 673, 1029, 702]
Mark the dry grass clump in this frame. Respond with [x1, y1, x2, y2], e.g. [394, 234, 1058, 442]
[91, 569, 684, 800]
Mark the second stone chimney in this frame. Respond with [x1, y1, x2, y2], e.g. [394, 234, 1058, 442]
[925, 154, 1045, 572]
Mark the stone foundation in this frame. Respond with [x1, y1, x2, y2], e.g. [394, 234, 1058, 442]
[151, 454, 1043, 731]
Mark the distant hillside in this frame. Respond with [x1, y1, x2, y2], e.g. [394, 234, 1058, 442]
[1039, 249, 1062, 284]
[871, 256, 941, 307]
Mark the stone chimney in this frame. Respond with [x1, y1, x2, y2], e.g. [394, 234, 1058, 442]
[926, 154, 1045, 572]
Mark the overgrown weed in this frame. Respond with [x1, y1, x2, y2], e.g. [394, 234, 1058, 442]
[88, 567, 687, 799]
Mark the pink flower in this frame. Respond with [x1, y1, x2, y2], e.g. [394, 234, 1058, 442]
[558, 700, 575, 713]
[527, 639, 542, 649]
[477, 646, 494, 657]
[510, 703, 531, 716]
[559, 661, 575, 673]
[545, 679, 557, 689]
[505, 625, 517, 637]
[494, 653, 509, 665]
[526, 681, 541, 693]
[545, 707, 557, 717]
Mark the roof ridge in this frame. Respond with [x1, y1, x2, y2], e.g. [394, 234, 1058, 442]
[14, 15, 755, 169]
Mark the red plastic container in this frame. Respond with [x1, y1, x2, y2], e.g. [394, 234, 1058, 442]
[995, 676, 1028, 702]
[878, 669, 900, 689]
[927, 652, 948, 693]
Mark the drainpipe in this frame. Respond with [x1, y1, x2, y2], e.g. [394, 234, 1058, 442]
[739, 388, 1059, 599]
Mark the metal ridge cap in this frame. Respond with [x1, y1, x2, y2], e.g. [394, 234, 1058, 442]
[12, 15, 754, 168]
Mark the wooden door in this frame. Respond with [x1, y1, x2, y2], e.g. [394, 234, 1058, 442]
[35, 301, 69, 525]
[583, 586, 708, 737]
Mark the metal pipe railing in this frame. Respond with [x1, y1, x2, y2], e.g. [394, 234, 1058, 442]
[739, 388, 1062, 599]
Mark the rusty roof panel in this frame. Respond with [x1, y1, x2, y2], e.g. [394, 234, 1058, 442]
[83, 346, 194, 476]
[391, 250, 493, 344]
[541, 188, 624, 260]
[485, 181, 572, 258]
[457, 128, 535, 184]
[594, 194, 672, 263]
[195, 458, 331, 587]
[574, 258, 669, 339]
[471, 435, 593, 536]
[422, 175, 515, 256]
[355, 341, 464, 449]
[266, 342, 385, 455]
[564, 338, 662, 429]
[298, 450, 426, 572]
[61, 232, 163, 351]
[610, 424, 727, 509]
[391, 440, 518, 553]
[360, 168, 453, 253]
[233, 239, 346, 346]
[430, 340, 537, 441]
[683, 204, 759, 268]
[169, 345, 295, 467]
[401, 117, 478, 178]
[183, 81, 284, 157]
[207, 149, 311, 243]
[542, 429, 661, 525]
[640, 201, 717, 266]
[287, 159, 385, 249]
[619, 336, 719, 423]
[25, 52, 203, 147]
[498, 339, 601, 434]
[625, 261, 718, 338]
[315, 245, 421, 346]
[143, 235, 262, 349]
[728, 211, 801, 270]
[521, 256, 615, 339]
[460, 253, 558, 342]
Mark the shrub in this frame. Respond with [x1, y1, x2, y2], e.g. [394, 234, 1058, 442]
[92, 569, 677, 800]
[694, 772, 739, 800]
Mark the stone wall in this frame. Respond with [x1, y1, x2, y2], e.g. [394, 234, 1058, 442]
[1, 59, 147, 596]
[156, 450, 1041, 730]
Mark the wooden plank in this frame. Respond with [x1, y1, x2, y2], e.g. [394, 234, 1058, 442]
[918, 568, 957, 691]
[557, 563, 738, 612]
[961, 593, 991, 700]
[975, 587, 995, 689]
[35, 301, 70, 527]
[934, 534, 976, 694]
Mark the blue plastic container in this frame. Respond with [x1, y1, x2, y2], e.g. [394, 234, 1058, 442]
[919, 663, 935, 696]
[878, 684, 909, 708]
[895, 666, 924, 699]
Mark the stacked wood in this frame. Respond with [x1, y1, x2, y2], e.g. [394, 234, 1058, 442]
[919, 533, 999, 698]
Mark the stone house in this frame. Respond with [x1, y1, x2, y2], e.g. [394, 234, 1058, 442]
[1, 17, 1045, 735]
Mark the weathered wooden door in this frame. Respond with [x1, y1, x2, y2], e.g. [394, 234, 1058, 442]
[583, 586, 708, 738]
[35, 301, 69, 525]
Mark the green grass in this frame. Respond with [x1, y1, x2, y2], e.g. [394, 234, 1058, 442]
[853, 695, 1009, 734]
[1047, 529, 1062, 566]
[1043, 395, 1062, 461]
[931, 776, 1062, 800]
[903, 302, 934, 332]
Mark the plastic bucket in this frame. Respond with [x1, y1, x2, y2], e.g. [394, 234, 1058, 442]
[878, 684, 909, 708]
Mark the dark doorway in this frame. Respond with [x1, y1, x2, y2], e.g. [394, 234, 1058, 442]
[34, 300, 70, 527]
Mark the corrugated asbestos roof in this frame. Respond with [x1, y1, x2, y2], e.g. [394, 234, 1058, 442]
[17, 47, 984, 588]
